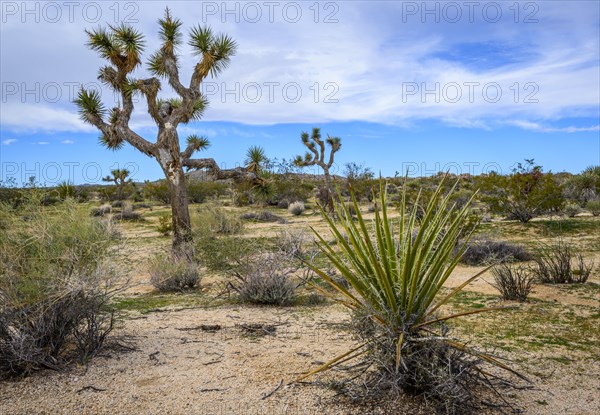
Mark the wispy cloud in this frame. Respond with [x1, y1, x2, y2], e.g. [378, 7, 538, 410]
[61, 139, 74, 144]
[2, 138, 17, 145]
[36, 141, 50, 145]
[0, 2, 597, 132]
[508, 120, 600, 133]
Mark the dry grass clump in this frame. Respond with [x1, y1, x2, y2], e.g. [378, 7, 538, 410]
[491, 263, 535, 301]
[531, 239, 593, 284]
[587, 199, 600, 216]
[91, 203, 112, 217]
[149, 255, 201, 292]
[288, 201, 306, 216]
[0, 196, 120, 378]
[240, 210, 287, 223]
[194, 206, 244, 235]
[115, 202, 143, 221]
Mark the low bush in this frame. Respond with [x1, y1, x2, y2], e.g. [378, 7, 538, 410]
[195, 236, 258, 274]
[0, 197, 119, 378]
[91, 203, 112, 217]
[288, 201, 306, 216]
[563, 203, 581, 218]
[149, 255, 201, 292]
[230, 253, 298, 306]
[143, 181, 170, 204]
[115, 202, 143, 221]
[531, 240, 593, 284]
[491, 263, 535, 301]
[157, 213, 172, 236]
[586, 199, 600, 216]
[275, 229, 311, 259]
[460, 238, 531, 265]
[240, 210, 287, 223]
[186, 180, 228, 204]
[194, 206, 244, 236]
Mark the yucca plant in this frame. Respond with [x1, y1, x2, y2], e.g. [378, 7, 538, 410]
[300, 178, 526, 413]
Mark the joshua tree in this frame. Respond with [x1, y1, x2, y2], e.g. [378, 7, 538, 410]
[293, 127, 341, 209]
[102, 168, 133, 200]
[75, 9, 255, 261]
[244, 146, 268, 174]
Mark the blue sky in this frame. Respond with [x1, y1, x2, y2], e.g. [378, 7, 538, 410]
[1, 1, 599, 185]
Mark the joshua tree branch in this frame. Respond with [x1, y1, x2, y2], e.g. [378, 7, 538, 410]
[183, 158, 257, 182]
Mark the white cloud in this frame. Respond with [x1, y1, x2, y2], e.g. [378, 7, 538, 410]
[61, 139, 74, 144]
[508, 120, 600, 133]
[0, 2, 597, 132]
[2, 138, 17, 145]
[37, 141, 49, 145]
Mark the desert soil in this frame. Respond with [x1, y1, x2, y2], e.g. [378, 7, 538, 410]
[1, 209, 599, 415]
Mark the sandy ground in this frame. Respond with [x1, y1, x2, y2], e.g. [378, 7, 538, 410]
[1, 208, 599, 415]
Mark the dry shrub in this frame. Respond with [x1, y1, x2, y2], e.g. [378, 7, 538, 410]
[0, 196, 121, 378]
[491, 263, 535, 301]
[149, 255, 201, 291]
[91, 203, 112, 217]
[288, 201, 306, 216]
[194, 206, 244, 236]
[460, 238, 531, 266]
[531, 239, 593, 284]
[240, 210, 287, 223]
[230, 253, 298, 306]
[116, 202, 142, 221]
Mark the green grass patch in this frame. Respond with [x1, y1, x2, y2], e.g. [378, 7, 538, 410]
[113, 291, 219, 314]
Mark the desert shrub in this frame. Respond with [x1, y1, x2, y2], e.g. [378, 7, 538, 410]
[157, 213, 172, 236]
[240, 210, 287, 223]
[231, 181, 256, 207]
[477, 160, 564, 223]
[288, 201, 306, 216]
[111, 200, 124, 208]
[0, 197, 119, 378]
[148, 255, 200, 291]
[230, 253, 298, 306]
[0, 188, 24, 207]
[460, 238, 531, 265]
[491, 263, 535, 301]
[91, 203, 112, 217]
[195, 236, 254, 273]
[56, 181, 76, 200]
[586, 199, 600, 216]
[531, 240, 593, 284]
[563, 203, 581, 218]
[115, 202, 142, 221]
[300, 180, 526, 413]
[143, 181, 170, 204]
[275, 229, 311, 259]
[194, 206, 244, 236]
[266, 174, 312, 207]
[186, 180, 228, 204]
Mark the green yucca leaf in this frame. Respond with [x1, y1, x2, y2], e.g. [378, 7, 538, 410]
[189, 25, 213, 54]
[158, 8, 183, 49]
[186, 135, 210, 151]
[148, 51, 168, 77]
[74, 89, 106, 122]
[98, 134, 124, 151]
